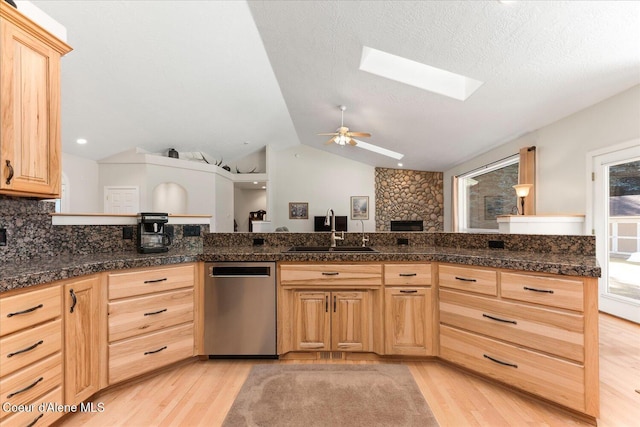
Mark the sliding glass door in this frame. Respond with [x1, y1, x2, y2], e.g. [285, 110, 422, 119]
[593, 143, 640, 323]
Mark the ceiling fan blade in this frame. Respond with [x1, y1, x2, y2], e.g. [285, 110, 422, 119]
[347, 132, 371, 137]
[348, 138, 357, 146]
[325, 137, 337, 145]
[318, 132, 338, 136]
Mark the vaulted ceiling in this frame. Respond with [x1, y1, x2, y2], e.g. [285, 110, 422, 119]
[31, 0, 640, 171]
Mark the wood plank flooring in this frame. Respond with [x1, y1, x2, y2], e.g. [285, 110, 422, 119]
[55, 313, 639, 427]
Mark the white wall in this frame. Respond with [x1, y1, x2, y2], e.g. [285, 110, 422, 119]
[62, 153, 100, 212]
[215, 175, 234, 232]
[443, 85, 640, 231]
[234, 187, 267, 232]
[271, 145, 376, 232]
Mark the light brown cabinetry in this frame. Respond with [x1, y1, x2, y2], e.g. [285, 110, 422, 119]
[0, 2, 72, 198]
[383, 263, 435, 356]
[439, 264, 599, 417]
[64, 275, 102, 405]
[292, 290, 371, 352]
[279, 263, 382, 356]
[0, 284, 64, 426]
[106, 264, 195, 385]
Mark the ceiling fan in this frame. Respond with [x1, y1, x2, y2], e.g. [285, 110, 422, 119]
[317, 105, 405, 160]
[318, 105, 371, 146]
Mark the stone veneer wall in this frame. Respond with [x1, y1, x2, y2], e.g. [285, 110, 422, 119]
[375, 168, 444, 232]
[0, 196, 207, 262]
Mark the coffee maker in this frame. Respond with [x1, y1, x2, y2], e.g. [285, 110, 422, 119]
[137, 213, 171, 253]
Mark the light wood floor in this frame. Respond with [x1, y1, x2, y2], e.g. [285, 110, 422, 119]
[55, 313, 639, 427]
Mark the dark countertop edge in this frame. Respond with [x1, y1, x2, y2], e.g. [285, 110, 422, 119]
[1, 246, 600, 293]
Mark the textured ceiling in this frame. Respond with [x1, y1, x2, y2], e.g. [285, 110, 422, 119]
[31, 0, 640, 171]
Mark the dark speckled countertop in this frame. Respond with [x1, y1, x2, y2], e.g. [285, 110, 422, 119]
[0, 245, 600, 293]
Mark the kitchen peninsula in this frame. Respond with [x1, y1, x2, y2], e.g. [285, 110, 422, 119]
[1, 226, 601, 425]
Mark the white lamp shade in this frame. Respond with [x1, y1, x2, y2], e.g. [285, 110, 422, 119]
[513, 184, 533, 198]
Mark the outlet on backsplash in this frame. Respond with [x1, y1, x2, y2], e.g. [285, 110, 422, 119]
[122, 226, 133, 240]
[0, 228, 6, 246]
[184, 225, 200, 237]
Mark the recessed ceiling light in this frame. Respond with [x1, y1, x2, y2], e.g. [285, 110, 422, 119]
[261, 186, 266, 189]
[253, 181, 258, 185]
[76, 138, 87, 145]
[397, 162, 403, 167]
[359, 46, 484, 101]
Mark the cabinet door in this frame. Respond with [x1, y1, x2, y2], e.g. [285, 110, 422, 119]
[332, 291, 370, 352]
[64, 276, 101, 405]
[384, 287, 433, 356]
[292, 291, 330, 351]
[0, 19, 63, 197]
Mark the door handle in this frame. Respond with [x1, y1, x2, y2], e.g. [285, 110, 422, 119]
[69, 289, 77, 313]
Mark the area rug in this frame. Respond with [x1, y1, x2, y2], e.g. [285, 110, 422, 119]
[222, 364, 439, 427]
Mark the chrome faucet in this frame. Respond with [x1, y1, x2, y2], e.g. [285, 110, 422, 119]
[325, 208, 344, 247]
[360, 220, 369, 247]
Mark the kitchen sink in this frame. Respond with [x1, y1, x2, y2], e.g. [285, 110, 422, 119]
[284, 246, 377, 252]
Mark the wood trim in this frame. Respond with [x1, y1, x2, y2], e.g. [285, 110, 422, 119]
[193, 262, 205, 355]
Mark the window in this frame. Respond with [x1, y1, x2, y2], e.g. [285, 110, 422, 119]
[457, 155, 519, 231]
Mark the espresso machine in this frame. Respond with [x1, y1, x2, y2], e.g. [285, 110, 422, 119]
[137, 213, 171, 253]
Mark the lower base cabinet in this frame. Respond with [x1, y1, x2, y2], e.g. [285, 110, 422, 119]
[384, 287, 434, 356]
[291, 290, 373, 352]
[64, 275, 102, 405]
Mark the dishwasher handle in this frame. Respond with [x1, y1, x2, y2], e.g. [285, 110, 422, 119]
[210, 266, 272, 277]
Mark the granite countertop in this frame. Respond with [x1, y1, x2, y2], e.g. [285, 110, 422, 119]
[0, 245, 601, 293]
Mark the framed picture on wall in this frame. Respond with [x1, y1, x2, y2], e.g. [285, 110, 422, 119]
[289, 202, 308, 219]
[350, 196, 369, 220]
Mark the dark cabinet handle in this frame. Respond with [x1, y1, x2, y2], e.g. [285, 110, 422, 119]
[321, 272, 339, 276]
[399, 290, 418, 294]
[7, 340, 44, 358]
[144, 308, 168, 316]
[144, 346, 167, 355]
[325, 295, 329, 312]
[399, 273, 417, 277]
[333, 295, 337, 312]
[7, 304, 43, 318]
[523, 286, 554, 294]
[483, 313, 517, 324]
[144, 278, 168, 284]
[69, 289, 77, 313]
[455, 276, 477, 282]
[5, 160, 14, 185]
[26, 413, 44, 427]
[483, 354, 518, 368]
[6, 376, 44, 399]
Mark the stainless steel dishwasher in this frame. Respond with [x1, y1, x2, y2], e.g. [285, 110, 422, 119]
[204, 262, 277, 358]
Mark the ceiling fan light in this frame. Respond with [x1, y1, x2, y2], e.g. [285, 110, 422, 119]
[335, 135, 349, 146]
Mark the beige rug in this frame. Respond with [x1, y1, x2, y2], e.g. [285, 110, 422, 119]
[222, 364, 439, 427]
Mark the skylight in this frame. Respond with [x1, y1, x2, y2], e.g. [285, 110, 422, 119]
[353, 139, 404, 160]
[359, 46, 484, 101]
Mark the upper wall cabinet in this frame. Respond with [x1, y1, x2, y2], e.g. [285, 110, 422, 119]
[0, 3, 72, 198]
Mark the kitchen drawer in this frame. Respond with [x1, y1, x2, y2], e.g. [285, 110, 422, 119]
[501, 272, 584, 312]
[440, 325, 585, 413]
[108, 288, 194, 342]
[439, 265, 497, 296]
[0, 386, 63, 427]
[0, 286, 61, 337]
[0, 353, 62, 419]
[0, 320, 61, 377]
[108, 264, 195, 300]
[279, 264, 382, 287]
[108, 323, 194, 384]
[440, 290, 584, 362]
[384, 263, 432, 286]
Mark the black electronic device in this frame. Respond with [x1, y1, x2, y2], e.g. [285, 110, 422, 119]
[136, 212, 171, 253]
